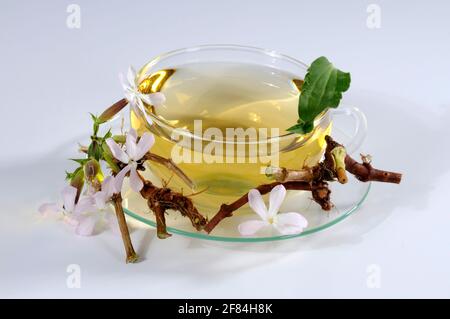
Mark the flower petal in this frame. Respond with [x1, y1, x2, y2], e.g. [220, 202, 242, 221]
[61, 185, 77, 213]
[129, 167, 144, 192]
[73, 196, 95, 215]
[274, 212, 308, 235]
[93, 191, 108, 210]
[238, 220, 268, 236]
[128, 128, 138, 141]
[126, 129, 138, 160]
[141, 92, 166, 107]
[142, 109, 154, 125]
[64, 215, 79, 227]
[119, 72, 130, 91]
[106, 138, 129, 164]
[114, 165, 131, 192]
[134, 132, 154, 160]
[268, 184, 287, 217]
[248, 189, 268, 221]
[75, 215, 98, 236]
[135, 99, 154, 125]
[102, 176, 117, 197]
[38, 202, 61, 217]
[127, 66, 137, 87]
[84, 184, 96, 196]
[124, 89, 136, 103]
[139, 94, 152, 105]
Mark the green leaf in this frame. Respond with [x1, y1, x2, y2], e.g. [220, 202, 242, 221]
[89, 113, 98, 122]
[289, 56, 351, 134]
[70, 158, 89, 165]
[87, 141, 102, 161]
[286, 122, 314, 134]
[103, 129, 112, 140]
[65, 166, 83, 181]
[90, 113, 100, 135]
[65, 170, 73, 181]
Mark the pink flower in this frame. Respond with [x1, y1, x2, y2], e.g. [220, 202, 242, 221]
[38, 185, 97, 236]
[39, 181, 122, 236]
[238, 185, 308, 236]
[90, 177, 121, 235]
[106, 129, 154, 193]
[93, 176, 118, 209]
[120, 66, 166, 125]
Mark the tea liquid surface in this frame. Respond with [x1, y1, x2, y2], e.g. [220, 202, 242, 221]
[131, 62, 331, 213]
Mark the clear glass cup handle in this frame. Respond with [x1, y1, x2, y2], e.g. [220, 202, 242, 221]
[330, 107, 368, 155]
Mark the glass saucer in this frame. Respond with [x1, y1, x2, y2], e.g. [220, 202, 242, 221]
[123, 181, 370, 242]
[55, 95, 370, 242]
[123, 124, 371, 242]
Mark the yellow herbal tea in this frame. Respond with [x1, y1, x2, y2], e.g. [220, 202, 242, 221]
[131, 62, 331, 214]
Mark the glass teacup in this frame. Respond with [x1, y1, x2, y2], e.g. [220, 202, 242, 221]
[130, 45, 366, 215]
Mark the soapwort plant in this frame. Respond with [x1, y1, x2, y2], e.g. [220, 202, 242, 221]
[39, 59, 402, 263]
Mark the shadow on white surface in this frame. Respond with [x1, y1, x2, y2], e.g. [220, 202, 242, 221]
[121, 91, 450, 282]
[1, 91, 449, 297]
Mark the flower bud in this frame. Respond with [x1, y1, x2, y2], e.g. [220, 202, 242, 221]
[102, 143, 120, 173]
[84, 159, 102, 182]
[112, 135, 126, 144]
[98, 98, 128, 123]
[330, 146, 348, 184]
[70, 169, 85, 203]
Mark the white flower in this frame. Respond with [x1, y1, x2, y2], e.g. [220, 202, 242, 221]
[120, 66, 166, 125]
[238, 185, 308, 236]
[38, 185, 98, 236]
[106, 129, 154, 193]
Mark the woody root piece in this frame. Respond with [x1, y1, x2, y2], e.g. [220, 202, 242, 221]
[203, 135, 402, 233]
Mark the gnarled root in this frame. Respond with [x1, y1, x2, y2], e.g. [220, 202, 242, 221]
[140, 180, 208, 238]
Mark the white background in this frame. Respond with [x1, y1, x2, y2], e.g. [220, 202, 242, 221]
[0, 0, 449, 298]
